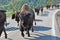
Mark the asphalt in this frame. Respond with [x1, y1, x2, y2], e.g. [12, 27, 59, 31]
[0, 8, 60, 40]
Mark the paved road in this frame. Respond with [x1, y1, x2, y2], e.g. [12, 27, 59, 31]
[0, 9, 60, 40]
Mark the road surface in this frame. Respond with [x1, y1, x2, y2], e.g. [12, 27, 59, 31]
[0, 8, 60, 40]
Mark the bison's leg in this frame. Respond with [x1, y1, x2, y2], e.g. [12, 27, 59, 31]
[35, 21, 36, 25]
[3, 27, 7, 39]
[17, 22, 19, 26]
[31, 23, 34, 32]
[46, 6, 48, 9]
[27, 29, 30, 37]
[48, 5, 50, 9]
[0, 30, 2, 37]
[26, 27, 30, 37]
[17, 21, 19, 26]
[31, 27, 34, 32]
[37, 11, 39, 15]
[0, 27, 3, 37]
[20, 26, 24, 37]
[52, 5, 53, 8]
[56, 5, 59, 9]
[41, 8, 43, 13]
[21, 31, 24, 37]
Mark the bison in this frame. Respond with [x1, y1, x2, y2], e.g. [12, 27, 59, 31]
[0, 10, 7, 39]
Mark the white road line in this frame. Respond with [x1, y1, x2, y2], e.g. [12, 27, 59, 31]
[52, 10, 56, 36]
[52, 9, 60, 40]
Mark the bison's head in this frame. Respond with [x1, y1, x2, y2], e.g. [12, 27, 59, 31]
[12, 14, 15, 19]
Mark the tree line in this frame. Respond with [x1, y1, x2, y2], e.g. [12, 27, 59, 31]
[0, 0, 60, 17]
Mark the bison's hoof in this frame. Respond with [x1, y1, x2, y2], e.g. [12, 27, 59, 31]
[21, 33, 24, 37]
[28, 34, 30, 37]
[5, 35, 7, 39]
[22, 35, 24, 37]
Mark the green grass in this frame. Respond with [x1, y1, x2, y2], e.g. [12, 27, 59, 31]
[6, 11, 13, 17]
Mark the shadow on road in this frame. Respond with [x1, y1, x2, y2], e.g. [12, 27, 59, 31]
[6, 38, 13, 40]
[5, 26, 51, 31]
[25, 32, 60, 40]
[6, 27, 19, 31]
[33, 26, 51, 31]
[41, 11, 50, 16]
[34, 19, 43, 22]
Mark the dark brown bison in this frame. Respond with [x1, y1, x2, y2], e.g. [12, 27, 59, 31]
[40, 6, 43, 13]
[46, 5, 51, 9]
[52, 4, 60, 9]
[35, 6, 43, 15]
[55, 4, 59, 9]
[52, 4, 56, 8]
[12, 11, 20, 26]
[35, 7, 40, 15]
[19, 4, 36, 37]
[0, 10, 7, 39]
